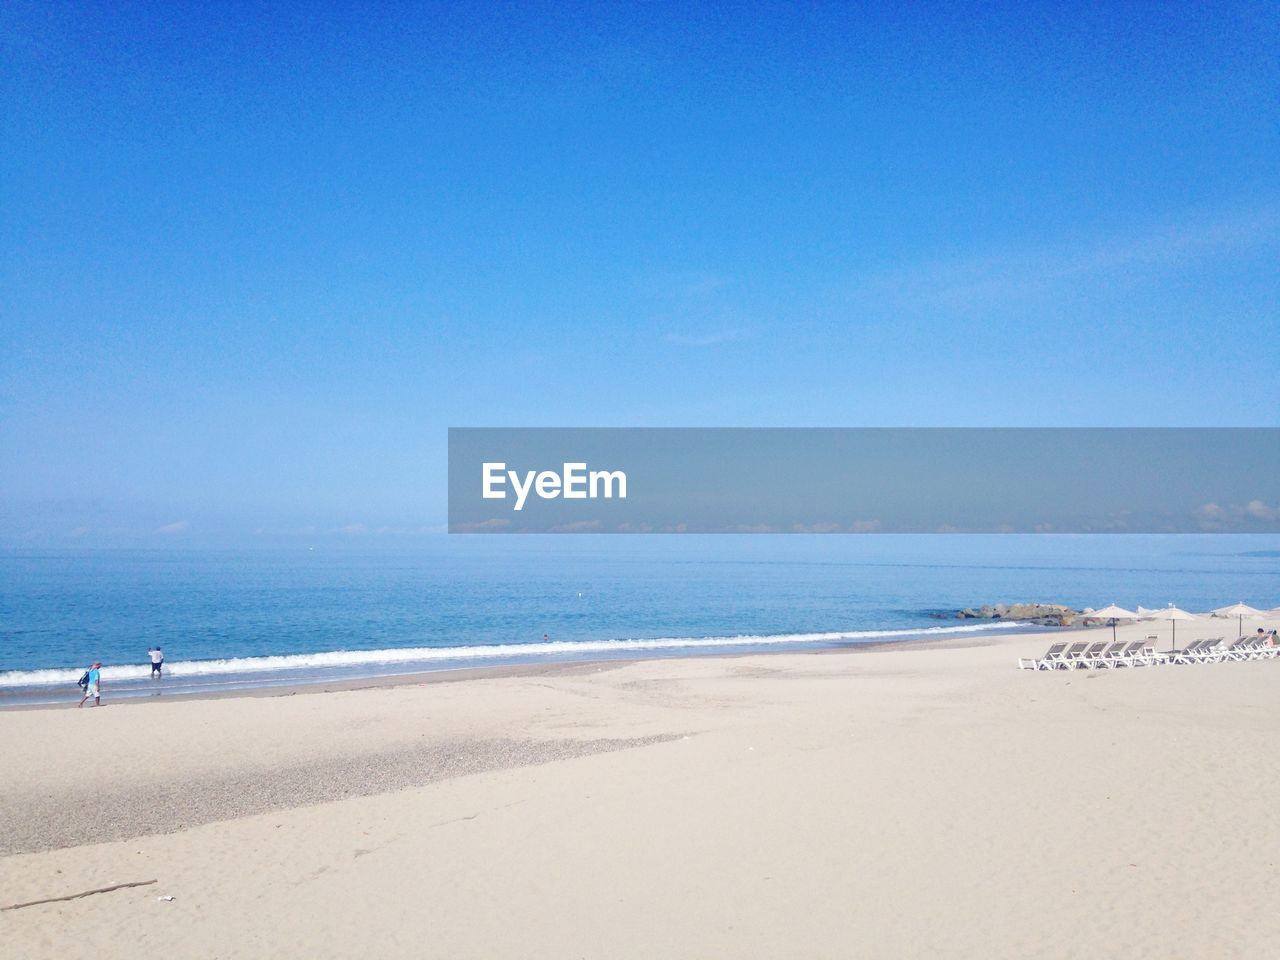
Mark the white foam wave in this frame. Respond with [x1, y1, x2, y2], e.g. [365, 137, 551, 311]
[0, 621, 1021, 687]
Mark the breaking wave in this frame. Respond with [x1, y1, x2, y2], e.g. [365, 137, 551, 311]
[0, 621, 1021, 687]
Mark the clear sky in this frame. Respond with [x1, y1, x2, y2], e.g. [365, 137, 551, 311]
[2, 1, 1277, 543]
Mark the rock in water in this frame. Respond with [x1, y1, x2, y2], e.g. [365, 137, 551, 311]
[953, 602, 1078, 626]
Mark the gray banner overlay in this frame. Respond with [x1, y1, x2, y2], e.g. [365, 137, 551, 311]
[448, 428, 1280, 534]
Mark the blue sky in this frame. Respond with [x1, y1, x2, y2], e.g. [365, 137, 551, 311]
[2, 1, 1277, 543]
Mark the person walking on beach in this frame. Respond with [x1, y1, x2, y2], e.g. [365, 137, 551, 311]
[149, 645, 164, 678]
[78, 662, 103, 708]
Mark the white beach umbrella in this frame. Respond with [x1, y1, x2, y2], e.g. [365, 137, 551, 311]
[1086, 604, 1139, 644]
[1144, 604, 1199, 653]
[1209, 602, 1265, 637]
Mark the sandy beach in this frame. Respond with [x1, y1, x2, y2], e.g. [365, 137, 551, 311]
[3, 619, 1278, 959]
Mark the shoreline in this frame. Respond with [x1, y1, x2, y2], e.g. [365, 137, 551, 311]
[0, 622, 1047, 711]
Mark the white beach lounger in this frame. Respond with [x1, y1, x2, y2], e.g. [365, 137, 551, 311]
[1078, 641, 1111, 668]
[1140, 635, 1171, 665]
[1126, 637, 1166, 666]
[1018, 641, 1069, 670]
[1253, 638, 1279, 660]
[1105, 640, 1146, 670]
[1113, 639, 1148, 667]
[1172, 639, 1210, 665]
[1221, 636, 1256, 662]
[1094, 639, 1131, 668]
[1238, 637, 1273, 661]
[1059, 641, 1092, 669]
[1045, 642, 1086, 669]
[1195, 637, 1227, 663]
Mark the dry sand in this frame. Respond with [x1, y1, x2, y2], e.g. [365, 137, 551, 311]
[3, 619, 1278, 959]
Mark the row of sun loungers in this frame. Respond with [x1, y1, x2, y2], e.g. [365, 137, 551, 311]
[1018, 635, 1279, 670]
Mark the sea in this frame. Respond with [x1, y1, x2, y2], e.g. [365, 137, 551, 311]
[1, 534, 1277, 706]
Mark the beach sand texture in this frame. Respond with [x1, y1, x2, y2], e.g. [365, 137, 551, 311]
[3, 619, 1278, 959]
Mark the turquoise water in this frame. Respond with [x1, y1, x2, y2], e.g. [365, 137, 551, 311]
[1, 535, 1277, 703]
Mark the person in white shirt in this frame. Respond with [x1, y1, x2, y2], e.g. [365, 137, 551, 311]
[148, 646, 164, 678]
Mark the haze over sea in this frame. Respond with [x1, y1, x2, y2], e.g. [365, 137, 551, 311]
[2, 535, 1277, 705]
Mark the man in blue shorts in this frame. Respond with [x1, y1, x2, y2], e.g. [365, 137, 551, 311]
[78, 662, 102, 707]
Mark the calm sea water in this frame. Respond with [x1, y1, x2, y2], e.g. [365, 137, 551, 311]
[1, 535, 1277, 704]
